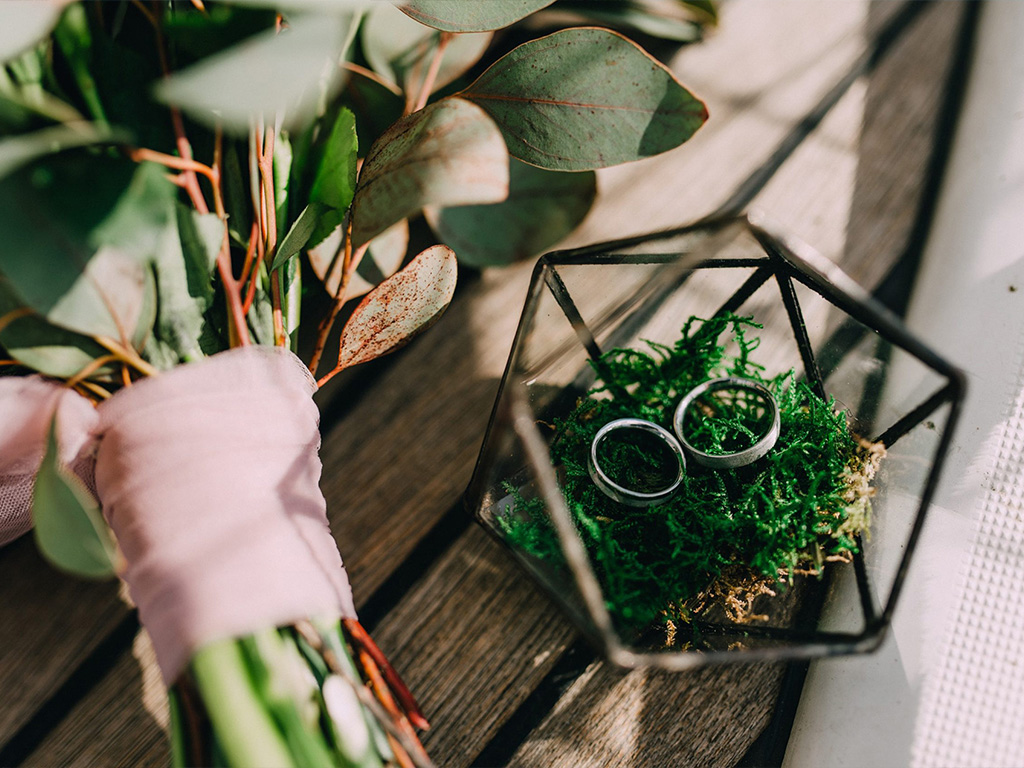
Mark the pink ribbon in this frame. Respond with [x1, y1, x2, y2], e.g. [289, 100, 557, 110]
[0, 347, 356, 683]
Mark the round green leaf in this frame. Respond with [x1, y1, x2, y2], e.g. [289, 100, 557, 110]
[425, 159, 595, 267]
[32, 419, 117, 579]
[155, 13, 353, 134]
[400, 0, 556, 32]
[0, 155, 174, 340]
[350, 97, 508, 247]
[460, 27, 708, 170]
[362, 3, 491, 93]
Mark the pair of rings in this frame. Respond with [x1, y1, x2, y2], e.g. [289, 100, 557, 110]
[587, 377, 781, 507]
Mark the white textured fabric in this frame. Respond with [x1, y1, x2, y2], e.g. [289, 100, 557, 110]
[912, 331, 1024, 767]
[785, 5, 1024, 765]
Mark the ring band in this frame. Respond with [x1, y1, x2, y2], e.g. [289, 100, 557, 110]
[588, 418, 686, 507]
[672, 376, 780, 469]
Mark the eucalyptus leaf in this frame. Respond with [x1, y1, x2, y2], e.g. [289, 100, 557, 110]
[362, 3, 491, 93]
[51, 2, 107, 125]
[0, 277, 112, 378]
[335, 244, 456, 369]
[150, 205, 221, 363]
[155, 13, 353, 134]
[0, 155, 175, 340]
[350, 97, 508, 247]
[0, 0, 66, 64]
[308, 219, 408, 300]
[400, 0, 556, 32]
[32, 418, 117, 579]
[272, 202, 329, 270]
[305, 108, 357, 248]
[461, 27, 708, 170]
[680, 0, 718, 25]
[0, 123, 125, 180]
[132, 264, 158, 352]
[568, 3, 702, 43]
[425, 159, 595, 267]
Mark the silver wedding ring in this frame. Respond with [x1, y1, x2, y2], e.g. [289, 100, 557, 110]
[588, 377, 781, 504]
[588, 418, 686, 507]
[672, 376, 780, 470]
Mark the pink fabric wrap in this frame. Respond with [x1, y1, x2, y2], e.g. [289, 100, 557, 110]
[0, 377, 98, 543]
[0, 347, 356, 684]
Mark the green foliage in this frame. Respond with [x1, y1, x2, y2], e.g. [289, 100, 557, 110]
[461, 27, 708, 171]
[362, 3, 492, 94]
[0, 1, 713, 391]
[351, 98, 509, 246]
[31, 418, 117, 579]
[425, 159, 596, 267]
[400, 0, 557, 33]
[0, 154, 172, 339]
[302, 108, 358, 249]
[500, 315, 874, 634]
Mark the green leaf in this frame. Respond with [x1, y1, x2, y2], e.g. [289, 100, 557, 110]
[132, 263, 158, 352]
[149, 205, 222, 363]
[272, 202, 329, 270]
[460, 27, 708, 170]
[274, 129, 293, 243]
[155, 13, 354, 134]
[335, 244, 457, 369]
[0, 277, 113, 378]
[362, 3, 491, 93]
[32, 418, 117, 579]
[51, 3, 107, 125]
[308, 219, 408, 300]
[350, 97, 508, 247]
[679, 0, 718, 26]
[560, 1, 703, 43]
[400, 0, 556, 32]
[0, 123, 126, 180]
[0, 1, 63, 63]
[0, 155, 176, 339]
[306, 108, 358, 248]
[425, 159, 595, 267]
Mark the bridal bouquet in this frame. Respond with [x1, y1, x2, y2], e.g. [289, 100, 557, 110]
[0, 0, 707, 765]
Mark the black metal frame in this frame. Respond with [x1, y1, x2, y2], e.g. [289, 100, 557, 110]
[466, 212, 965, 667]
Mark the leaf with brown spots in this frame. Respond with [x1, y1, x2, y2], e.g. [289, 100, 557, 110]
[335, 244, 457, 370]
[350, 98, 509, 247]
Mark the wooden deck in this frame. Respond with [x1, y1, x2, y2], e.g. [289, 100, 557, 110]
[0, 2, 976, 766]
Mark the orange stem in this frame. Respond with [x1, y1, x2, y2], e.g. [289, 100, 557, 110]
[343, 618, 429, 731]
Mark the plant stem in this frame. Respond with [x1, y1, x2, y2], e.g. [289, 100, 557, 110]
[410, 33, 453, 114]
[343, 619, 428, 731]
[342, 62, 403, 97]
[190, 640, 296, 768]
[308, 224, 368, 379]
[146, 4, 211, 215]
[93, 336, 160, 378]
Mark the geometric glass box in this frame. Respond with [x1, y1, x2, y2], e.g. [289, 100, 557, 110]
[465, 213, 965, 669]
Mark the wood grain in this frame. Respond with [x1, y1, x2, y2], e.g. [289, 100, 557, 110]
[13, 2, 966, 767]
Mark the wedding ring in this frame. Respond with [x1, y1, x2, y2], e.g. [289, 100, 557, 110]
[675, 376, 778, 468]
[588, 418, 686, 507]
[672, 377, 780, 469]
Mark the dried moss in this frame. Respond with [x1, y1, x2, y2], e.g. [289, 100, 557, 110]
[499, 314, 882, 636]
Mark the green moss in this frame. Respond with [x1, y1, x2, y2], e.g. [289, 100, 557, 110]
[499, 314, 880, 636]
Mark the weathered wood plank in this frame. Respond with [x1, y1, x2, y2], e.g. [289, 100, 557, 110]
[17, 1, 963, 766]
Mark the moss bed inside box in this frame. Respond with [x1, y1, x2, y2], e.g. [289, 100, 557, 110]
[500, 314, 884, 643]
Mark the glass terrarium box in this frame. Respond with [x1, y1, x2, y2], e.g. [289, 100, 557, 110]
[465, 214, 964, 669]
